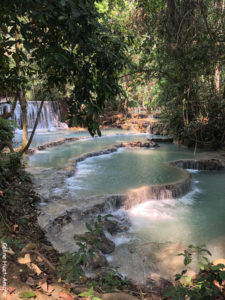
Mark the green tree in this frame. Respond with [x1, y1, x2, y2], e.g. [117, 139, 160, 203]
[0, 0, 128, 150]
[137, 0, 225, 148]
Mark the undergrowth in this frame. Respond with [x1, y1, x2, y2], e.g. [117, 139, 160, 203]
[165, 245, 225, 300]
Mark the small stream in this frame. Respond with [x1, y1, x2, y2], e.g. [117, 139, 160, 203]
[24, 130, 225, 283]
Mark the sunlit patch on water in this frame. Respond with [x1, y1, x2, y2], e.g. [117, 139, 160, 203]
[186, 169, 200, 173]
[129, 200, 176, 220]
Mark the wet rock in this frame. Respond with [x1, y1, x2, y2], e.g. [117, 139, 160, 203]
[150, 141, 160, 147]
[104, 194, 126, 210]
[87, 248, 108, 269]
[146, 276, 172, 297]
[124, 141, 159, 148]
[171, 159, 225, 170]
[148, 137, 173, 143]
[143, 142, 151, 147]
[98, 237, 115, 254]
[101, 220, 127, 235]
[53, 211, 72, 227]
[36, 137, 80, 152]
[75, 147, 118, 163]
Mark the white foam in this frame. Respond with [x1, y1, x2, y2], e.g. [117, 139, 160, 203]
[129, 200, 176, 220]
[179, 185, 202, 205]
[34, 150, 50, 154]
[112, 235, 132, 246]
[68, 185, 84, 191]
[186, 169, 200, 173]
[105, 255, 113, 262]
[52, 188, 64, 195]
[39, 202, 47, 206]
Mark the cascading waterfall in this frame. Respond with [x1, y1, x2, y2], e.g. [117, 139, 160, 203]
[0, 101, 67, 130]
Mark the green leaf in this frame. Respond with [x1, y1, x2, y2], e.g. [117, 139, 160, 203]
[97, 215, 102, 222]
[78, 286, 94, 297]
[19, 291, 36, 298]
[183, 275, 192, 285]
[198, 261, 205, 270]
[219, 271, 225, 281]
[66, 270, 74, 283]
[86, 222, 93, 232]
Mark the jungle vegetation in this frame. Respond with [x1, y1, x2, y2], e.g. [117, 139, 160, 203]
[0, 0, 225, 149]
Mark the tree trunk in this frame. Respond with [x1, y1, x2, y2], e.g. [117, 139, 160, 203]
[214, 63, 220, 94]
[18, 90, 28, 149]
[21, 100, 44, 154]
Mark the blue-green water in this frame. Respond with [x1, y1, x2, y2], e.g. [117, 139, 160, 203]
[66, 148, 185, 197]
[28, 131, 148, 168]
[27, 130, 225, 282]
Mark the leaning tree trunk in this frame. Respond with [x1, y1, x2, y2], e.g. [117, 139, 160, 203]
[21, 100, 44, 154]
[18, 90, 28, 149]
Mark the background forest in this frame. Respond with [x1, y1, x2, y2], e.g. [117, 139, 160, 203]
[0, 0, 225, 150]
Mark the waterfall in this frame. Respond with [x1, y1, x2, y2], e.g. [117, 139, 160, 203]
[0, 101, 68, 130]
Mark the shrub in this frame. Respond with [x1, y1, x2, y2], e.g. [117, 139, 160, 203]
[0, 117, 15, 143]
[165, 245, 225, 299]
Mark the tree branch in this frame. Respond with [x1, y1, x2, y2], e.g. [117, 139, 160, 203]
[0, 96, 18, 119]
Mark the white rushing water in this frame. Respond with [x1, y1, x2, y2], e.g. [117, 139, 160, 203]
[0, 101, 67, 131]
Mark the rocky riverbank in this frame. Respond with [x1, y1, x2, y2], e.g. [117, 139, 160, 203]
[101, 111, 169, 136]
[0, 153, 170, 300]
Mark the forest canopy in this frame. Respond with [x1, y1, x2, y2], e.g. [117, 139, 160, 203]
[0, 0, 225, 148]
[0, 0, 128, 142]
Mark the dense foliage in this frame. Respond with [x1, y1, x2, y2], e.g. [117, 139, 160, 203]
[1, 0, 225, 147]
[165, 245, 225, 299]
[136, 0, 225, 147]
[0, 118, 15, 144]
[0, 0, 128, 141]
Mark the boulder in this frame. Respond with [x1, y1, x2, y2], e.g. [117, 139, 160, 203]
[101, 220, 128, 235]
[146, 276, 171, 297]
[98, 236, 115, 254]
[87, 248, 108, 269]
